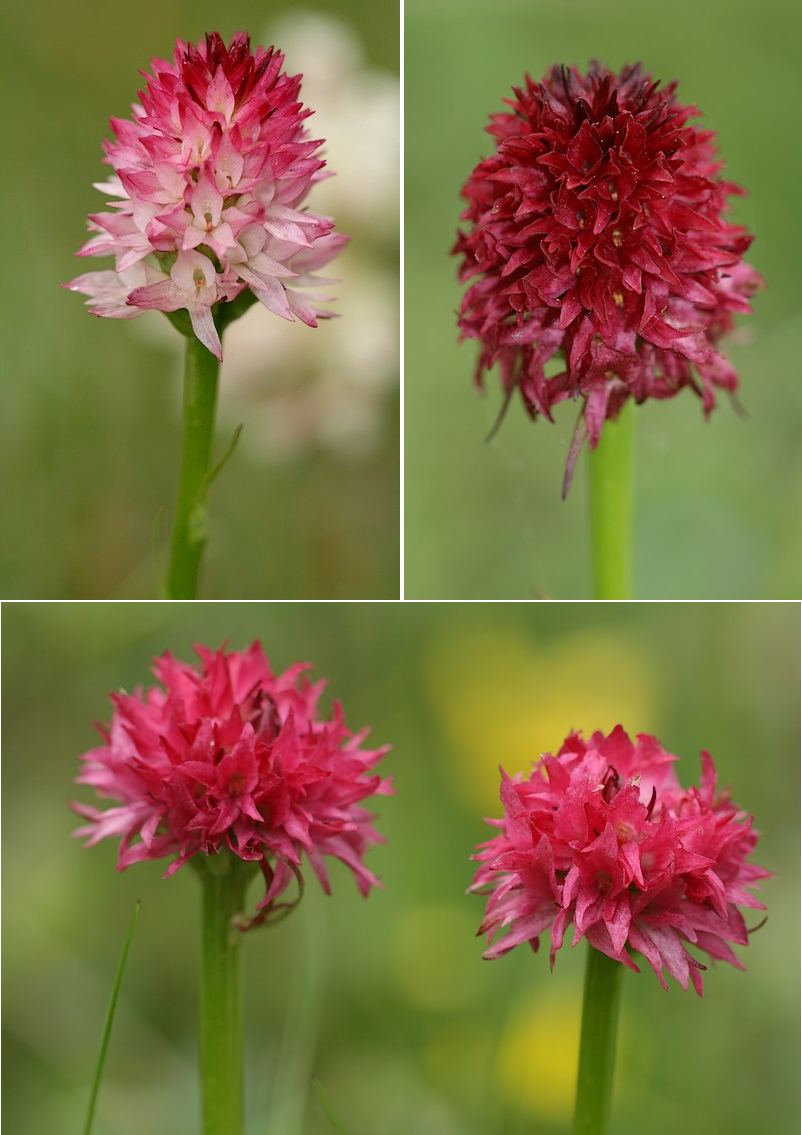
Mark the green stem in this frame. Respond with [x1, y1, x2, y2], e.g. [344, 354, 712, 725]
[572, 945, 623, 1135]
[166, 335, 221, 599]
[588, 399, 634, 599]
[197, 854, 249, 1135]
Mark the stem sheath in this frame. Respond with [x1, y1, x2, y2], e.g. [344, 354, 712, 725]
[588, 400, 634, 599]
[198, 855, 248, 1135]
[167, 336, 220, 599]
[572, 945, 623, 1135]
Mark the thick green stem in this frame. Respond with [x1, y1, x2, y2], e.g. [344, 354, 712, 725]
[167, 336, 220, 599]
[572, 945, 623, 1135]
[197, 855, 248, 1135]
[588, 400, 634, 599]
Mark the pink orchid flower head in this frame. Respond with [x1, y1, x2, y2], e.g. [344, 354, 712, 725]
[471, 726, 769, 993]
[73, 642, 391, 928]
[453, 62, 763, 492]
[64, 32, 347, 360]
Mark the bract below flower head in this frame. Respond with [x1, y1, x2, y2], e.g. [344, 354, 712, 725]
[471, 726, 769, 993]
[64, 32, 347, 360]
[453, 62, 763, 490]
[73, 642, 391, 927]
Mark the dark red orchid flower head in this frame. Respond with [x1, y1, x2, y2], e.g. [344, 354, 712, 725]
[453, 62, 763, 492]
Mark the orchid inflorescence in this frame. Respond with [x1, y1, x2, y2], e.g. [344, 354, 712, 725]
[472, 726, 769, 993]
[454, 62, 762, 487]
[66, 32, 346, 360]
[73, 643, 391, 928]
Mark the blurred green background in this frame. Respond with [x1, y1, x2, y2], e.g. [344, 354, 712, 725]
[0, 0, 398, 599]
[405, 0, 802, 598]
[3, 600, 799, 1134]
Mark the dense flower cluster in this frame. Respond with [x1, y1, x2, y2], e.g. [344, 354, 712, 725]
[65, 32, 345, 360]
[472, 726, 768, 993]
[454, 62, 762, 484]
[73, 643, 391, 924]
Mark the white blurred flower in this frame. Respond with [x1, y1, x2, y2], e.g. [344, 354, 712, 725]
[268, 10, 399, 232]
[222, 10, 399, 463]
[221, 261, 398, 463]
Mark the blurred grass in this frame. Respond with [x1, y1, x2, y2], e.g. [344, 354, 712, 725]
[0, 0, 399, 598]
[405, 0, 802, 598]
[2, 601, 799, 1134]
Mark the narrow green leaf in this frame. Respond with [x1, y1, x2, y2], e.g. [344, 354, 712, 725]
[312, 1077, 349, 1135]
[82, 901, 141, 1135]
[204, 423, 244, 493]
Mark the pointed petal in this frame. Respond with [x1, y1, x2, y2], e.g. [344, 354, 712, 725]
[189, 307, 223, 360]
[128, 279, 184, 312]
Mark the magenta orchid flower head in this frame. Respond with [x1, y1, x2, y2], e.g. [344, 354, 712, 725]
[73, 642, 391, 928]
[65, 32, 347, 360]
[453, 62, 763, 489]
[471, 726, 769, 993]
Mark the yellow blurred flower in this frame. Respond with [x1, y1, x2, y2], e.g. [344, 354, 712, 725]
[496, 983, 631, 1121]
[496, 985, 581, 1121]
[422, 977, 632, 1123]
[424, 622, 658, 813]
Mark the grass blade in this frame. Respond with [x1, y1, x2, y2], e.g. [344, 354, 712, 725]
[312, 1076, 349, 1135]
[82, 900, 141, 1135]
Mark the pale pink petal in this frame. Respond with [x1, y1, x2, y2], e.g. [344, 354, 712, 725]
[189, 307, 222, 360]
[237, 268, 293, 321]
[206, 65, 235, 122]
[127, 279, 185, 312]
